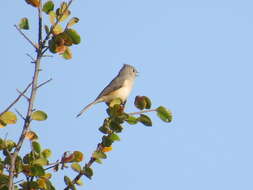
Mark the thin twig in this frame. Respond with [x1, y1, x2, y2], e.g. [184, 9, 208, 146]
[26, 53, 35, 62]
[15, 109, 26, 120]
[128, 109, 157, 115]
[37, 78, 53, 89]
[0, 83, 32, 116]
[16, 89, 30, 101]
[14, 25, 38, 50]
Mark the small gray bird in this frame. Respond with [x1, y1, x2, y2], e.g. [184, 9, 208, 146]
[76, 64, 138, 117]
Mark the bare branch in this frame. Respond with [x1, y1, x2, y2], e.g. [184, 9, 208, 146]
[127, 109, 157, 115]
[26, 53, 35, 62]
[37, 78, 53, 89]
[14, 25, 38, 50]
[0, 83, 32, 116]
[16, 89, 30, 101]
[15, 109, 26, 121]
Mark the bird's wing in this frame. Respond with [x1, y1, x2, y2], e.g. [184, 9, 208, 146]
[95, 74, 125, 101]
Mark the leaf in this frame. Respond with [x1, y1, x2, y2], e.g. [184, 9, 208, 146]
[42, 149, 52, 158]
[84, 166, 93, 179]
[32, 141, 41, 153]
[25, 0, 40, 7]
[49, 11, 56, 25]
[31, 110, 47, 121]
[37, 178, 47, 189]
[64, 176, 72, 186]
[25, 130, 38, 141]
[31, 164, 45, 176]
[71, 163, 81, 173]
[138, 114, 152, 126]
[92, 151, 107, 159]
[95, 158, 102, 164]
[156, 106, 173, 122]
[109, 98, 122, 108]
[56, 2, 71, 22]
[102, 135, 113, 147]
[62, 47, 72, 59]
[102, 146, 112, 152]
[109, 121, 123, 133]
[76, 179, 84, 186]
[33, 158, 48, 166]
[134, 96, 146, 110]
[0, 111, 17, 125]
[52, 24, 63, 35]
[108, 133, 120, 141]
[42, 0, 54, 14]
[44, 25, 50, 35]
[67, 17, 79, 28]
[19, 17, 29, 30]
[99, 125, 111, 134]
[66, 29, 81, 44]
[73, 151, 83, 162]
[126, 115, 138, 125]
[143, 96, 152, 109]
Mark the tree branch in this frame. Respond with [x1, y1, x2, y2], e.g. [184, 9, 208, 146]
[0, 83, 31, 116]
[14, 25, 38, 50]
[127, 109, 157, 115]
[37, 78, 53, 89]
[8, 3, 43, 190]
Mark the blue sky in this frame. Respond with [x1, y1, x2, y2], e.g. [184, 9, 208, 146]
[1, 0, 253, 189]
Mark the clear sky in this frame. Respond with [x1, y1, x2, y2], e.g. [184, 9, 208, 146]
[1, 0, 253, 189]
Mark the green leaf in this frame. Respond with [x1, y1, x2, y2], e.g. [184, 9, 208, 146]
[134, 96, 146, 110]
[92, 151, 107, 159]
[44, 25, 50, 35]
[126, 115, 138, 125]
[31, 110, 48, 121]
[156, 106, 173, 123]
[19, 17, 29, 30]
[84, 166, 93, 179]
[31, 164, 45, 176]
[66, 29, 81, 44]
[94, 158, 102, 164]
[73, 151, 83, 162]
[62, 47, 72, 59]
[33, 158, 48, 166]
[108, 133, 120, 141]
[67, 17, 79, 28]
[0, 111, 17, 125]
[32, 141, 41, 153]
[64, 176, 72, 186]
[138, 114, 152, 126]
[71, 163, 81, 173]
[143, 96, 152, 109]
[42, 149, 52, 158]
[99, 125, 111, 134]
[109, 121, 123, 133]
[42, 0, 54, 14]
[109, 98, 122, 108]
[102, 135, 113, 147]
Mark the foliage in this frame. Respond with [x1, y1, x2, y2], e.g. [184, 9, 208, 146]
[0, 0, 173, 190]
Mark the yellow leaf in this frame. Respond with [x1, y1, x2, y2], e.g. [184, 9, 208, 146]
[25, 0, 40, 7]
[25, 131, 38, 141]
[52, 24, 63, 35]
[31, 110, 47, 121]
[0, 111, 17, 125]
[49, 11, 56, 25]
[102, 146, 113, 152]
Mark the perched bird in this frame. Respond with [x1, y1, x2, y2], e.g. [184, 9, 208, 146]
[76, 64, 138, 117]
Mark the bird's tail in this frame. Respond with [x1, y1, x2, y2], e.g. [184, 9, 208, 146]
[76, 99, 101, 117]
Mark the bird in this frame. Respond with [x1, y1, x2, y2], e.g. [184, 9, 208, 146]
[76, 64, 138, 117]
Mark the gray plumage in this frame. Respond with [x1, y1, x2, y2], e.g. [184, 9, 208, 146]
[76, 64, 138, 117]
